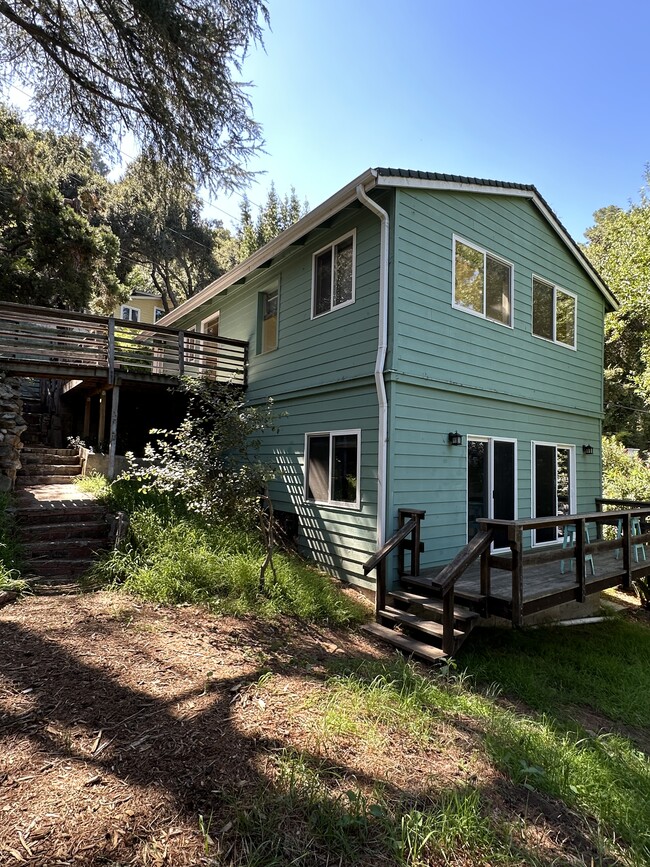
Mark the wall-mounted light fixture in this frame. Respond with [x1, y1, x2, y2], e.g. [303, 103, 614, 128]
[582, 444, 594, 455]
[448, 431, 462, 446]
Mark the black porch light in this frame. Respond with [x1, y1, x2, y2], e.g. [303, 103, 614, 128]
[448, 431, 463, 446]
[582, 444, 594, 455]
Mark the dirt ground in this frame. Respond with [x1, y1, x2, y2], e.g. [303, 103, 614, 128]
[0, 591, 635, 865]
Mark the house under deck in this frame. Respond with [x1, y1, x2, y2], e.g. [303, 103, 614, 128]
[363, 505, 650, 662]
[0, 301, 248, 473]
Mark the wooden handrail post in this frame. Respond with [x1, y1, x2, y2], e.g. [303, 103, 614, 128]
[442, 589, 454, 655]
[178, 331, 185, 376]
[375, 560, 386, 619]
[575, 517, 586, 602]
[510, 525, 523, 627]
[478, 520, 491, 610]
[412, 514, 421, 576]
[622, 512, 632, 590]
[107, 316, 115, 385]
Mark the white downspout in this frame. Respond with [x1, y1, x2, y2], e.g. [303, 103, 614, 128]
[356, 184, 389, 547]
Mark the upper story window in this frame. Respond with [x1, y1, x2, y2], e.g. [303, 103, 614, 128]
[121, 305, 140, 322]
[532, 277, 576, 349]
[304, 429, 360, 508]
[312, 231, 355, 318]
[154, 307, 165, 323]
[259, 288, 279, 354]
[453, 236, 513, 327]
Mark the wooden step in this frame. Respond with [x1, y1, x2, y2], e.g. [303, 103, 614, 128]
[388, 590, 480, 622]
[16, 505, 106, 526]
[24, 538, 110, 559]
[379, 607, 464, 641]
[19, 520, 108, 542]
[401, 575, 487, 613]
[23, 558, 96, 578]
[361, 622, 446, 663]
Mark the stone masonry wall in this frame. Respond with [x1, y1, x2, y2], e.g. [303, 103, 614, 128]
[0, 373, 26, 491]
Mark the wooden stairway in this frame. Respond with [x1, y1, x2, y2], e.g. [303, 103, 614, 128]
[362, 511, 491, 664]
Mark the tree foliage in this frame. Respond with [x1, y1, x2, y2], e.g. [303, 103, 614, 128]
[0, 0, 268, 191]
[602, 435, 650, 501]
[238, 184, 308, 260]
[584, 181, 650, 446]
[0, 106, 123, 309]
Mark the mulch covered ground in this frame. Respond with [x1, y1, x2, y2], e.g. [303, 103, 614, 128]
[0, 591, 635, 865]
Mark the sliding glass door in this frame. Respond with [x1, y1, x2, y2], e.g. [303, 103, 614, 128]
[533, 443, 575, 544]
[467, 438, 516, 549]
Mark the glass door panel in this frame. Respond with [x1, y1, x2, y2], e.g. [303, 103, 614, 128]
[493, 440, 515, 549]
[468, 440, 489, 541]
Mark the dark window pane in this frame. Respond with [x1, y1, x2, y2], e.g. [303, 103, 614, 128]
[535, 444, 557, 543]
[307, 436, 329, 501]
[122, 307, 130, 320]
[467, 440, 489, 540]
[314, 251, 332, 316]
[556, 290, 575, 346]
[533, 278, 553, 340]
[332, 434, 357, 503]
[334, 237, 353, 306]
[486, 256, 511, 325]
[493, 440, 515, 548]
[455, 241, 484, 314]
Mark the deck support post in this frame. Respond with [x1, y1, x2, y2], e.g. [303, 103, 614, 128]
[375, 560, 386, 620]
[107, 385, 120, 480]
[83, 397, 91, 439]
[622, 512, 632, 589]
[509, 525, 524, 627]
[478, 520, 491, 613]
[442, 589, 454, 656]
[575, 517, 586, 602]
[98, 390, 107, 450]
[107, 316, 115, 385]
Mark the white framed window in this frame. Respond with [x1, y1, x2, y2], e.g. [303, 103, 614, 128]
[532, 441, 576, 546]
[532, 276, 576, 349]
[304, 429, 360, 508]
[121, 305, 140, 322]
[312, 230, 356, 318]
[258, 287, 279, 354]
[452, 235, 513, 327]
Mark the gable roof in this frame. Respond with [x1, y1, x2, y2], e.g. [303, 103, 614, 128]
[159, 167, 617, 326]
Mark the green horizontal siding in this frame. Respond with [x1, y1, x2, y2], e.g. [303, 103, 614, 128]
[393, 189, 605, 417]
[387, 379, 602, 568]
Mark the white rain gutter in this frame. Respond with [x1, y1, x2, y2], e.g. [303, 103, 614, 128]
[356, 184, 389, 547]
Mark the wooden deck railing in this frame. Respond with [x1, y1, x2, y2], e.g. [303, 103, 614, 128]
[0, 301, 248, 386]
[479, 505, 650, 625]
[364, 509, 425, 620]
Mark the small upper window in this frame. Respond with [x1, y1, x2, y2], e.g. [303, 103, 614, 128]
[154, 307, 165, 323]
[121, 305, 140, 322]
[305, 430, 360, 508]
[259, 289, 278, 353]
[453, 237, 513, 327]
[312, 232, 355, 318]
[532, 277, 576, 348]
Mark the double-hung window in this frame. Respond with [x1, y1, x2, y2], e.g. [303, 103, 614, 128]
[121, 305, 140, 322]
[453, 237, 513, 327]
[305, 430, 360, 508]
[258, 288, 279, 353]
[312, 231, 355, 318]
[532, 277, 576, 348]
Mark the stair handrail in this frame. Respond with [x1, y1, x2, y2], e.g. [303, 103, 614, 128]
[363, 509, 425, 619]
[429, 528, 493, 656]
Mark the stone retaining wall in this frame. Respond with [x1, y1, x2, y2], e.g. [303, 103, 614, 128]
[0, 373, 26, 491]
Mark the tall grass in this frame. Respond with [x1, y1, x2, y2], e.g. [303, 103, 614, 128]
[86, 480, 366, 626]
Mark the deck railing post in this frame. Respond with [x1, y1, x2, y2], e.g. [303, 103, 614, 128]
[478, 520, 491, 609]
[575, 517, 586, 602]
[622, 512, 632, 589]
[442, 589, 454, 656]
[107, 316, 115, 385]
[509, 525, 524, 627]
[375, 560, 386, 619]
[412, 513, 421, 577]
[178, 331, 185, 377]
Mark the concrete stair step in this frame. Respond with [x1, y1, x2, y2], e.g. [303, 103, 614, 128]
[16, 505, 106, 526]
[21, 447, 78, 458]
[16, 474, 82, 487]
[361, 622, 446, 663]
[24, 538, 110, 559]
[21, 453, 81, 466]
[19, 464, 81, 476]
[19, 521, 108, 542]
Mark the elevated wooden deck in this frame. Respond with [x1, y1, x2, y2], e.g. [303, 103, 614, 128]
[0, 302, 248, 387]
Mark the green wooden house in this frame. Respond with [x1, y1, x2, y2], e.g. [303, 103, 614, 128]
[160, 168, 636, 658]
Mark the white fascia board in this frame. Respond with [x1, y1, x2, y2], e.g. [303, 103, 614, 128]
[158, 168, 378, 327]
[373, 173, 618, 311]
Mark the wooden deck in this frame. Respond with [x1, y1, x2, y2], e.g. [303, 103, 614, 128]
[0, 301, 248, 387]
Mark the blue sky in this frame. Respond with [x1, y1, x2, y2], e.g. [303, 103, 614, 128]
[209, 0, 650, 242]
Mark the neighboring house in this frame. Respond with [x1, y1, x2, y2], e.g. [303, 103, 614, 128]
[158, 168, 616, 596]
[114, 290, 166, 325]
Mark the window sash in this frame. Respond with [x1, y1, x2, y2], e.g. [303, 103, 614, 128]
[312, 232, 355, 317]
[453, 237, 512, 326]
[532, 277, 576, 348]
[305, 430, 360, 507]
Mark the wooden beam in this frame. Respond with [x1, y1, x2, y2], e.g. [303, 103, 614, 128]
[98, 390, 107, 450]
[108, 385, 120, 480]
